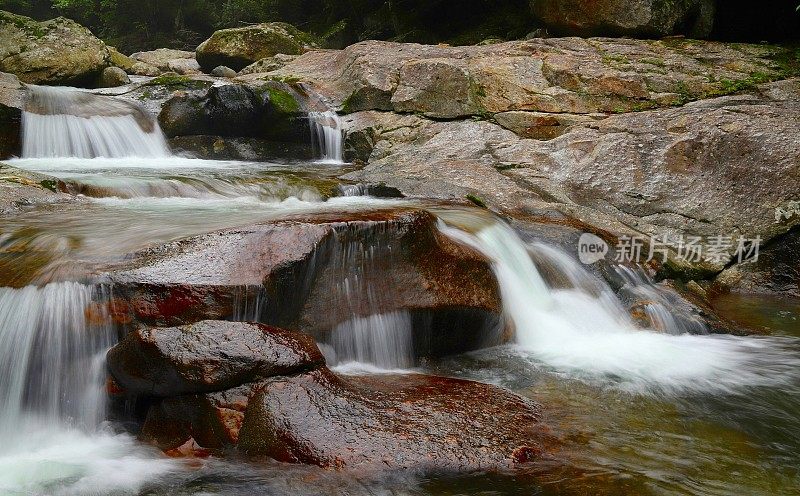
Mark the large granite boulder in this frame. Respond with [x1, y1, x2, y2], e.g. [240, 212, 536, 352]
[0, 11, 110, 86]
[259, 38, 792, 118]
[342, 80, 800, 276]
[238, 368, 544, 472]
[531, 0, 716, 38]
[195, 23, 318, 72]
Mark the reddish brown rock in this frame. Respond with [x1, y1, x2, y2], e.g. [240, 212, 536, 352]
[106, 321, 325, 397]
[106, 210, 503, 355]
[141, 385, 253, 451]
[238, 368, 544, 473]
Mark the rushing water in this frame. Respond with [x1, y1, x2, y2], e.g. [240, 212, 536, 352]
[308, 110, 344, 164]
[22, 86, 171, 159]
[2, 86, 800, 495]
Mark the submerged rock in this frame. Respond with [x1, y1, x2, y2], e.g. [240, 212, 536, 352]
[195, 23, 318, 72]
[238, 368, 543, 472]
[107, 320, 325, 397]
[0, 11, 110, 86]
[532, 0, 715, 38]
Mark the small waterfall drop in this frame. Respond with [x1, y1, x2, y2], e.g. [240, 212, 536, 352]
[437, 212, 800, 393]
[308, 110, 344, 164]
[22, 85, 171, 159]
[0, 282, 114, 436]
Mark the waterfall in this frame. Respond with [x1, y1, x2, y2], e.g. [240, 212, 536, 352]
[436, 213, 800, 393]
[329, 311, 415, 369]
[319, 222, 416, 370]
[308, 110, 344, 164]
[0, 282, 114, 437]
[21, 85, 171, 159]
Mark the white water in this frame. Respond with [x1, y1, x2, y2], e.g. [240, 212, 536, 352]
[328, 311, 415, 369]
[0, 283, 179, 494]
[438, 215, 800, 394]
[22, 86, 171, 159]
[308, 110, 344, 164]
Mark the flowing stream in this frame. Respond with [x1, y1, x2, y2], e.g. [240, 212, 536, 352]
[1, 86, 799, 495]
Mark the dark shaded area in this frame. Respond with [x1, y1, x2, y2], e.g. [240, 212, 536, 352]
[711, 0, 800, 43]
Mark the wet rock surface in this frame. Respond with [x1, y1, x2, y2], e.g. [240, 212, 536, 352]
[0, 11, 110, 86]
[238, 368, 543, 472]
[107, 320, 325, 397]
[105, 209, 502, 350]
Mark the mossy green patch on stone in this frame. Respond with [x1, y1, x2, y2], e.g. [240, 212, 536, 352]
[466, 194, 488, 208]
[264, 87, 299, 114]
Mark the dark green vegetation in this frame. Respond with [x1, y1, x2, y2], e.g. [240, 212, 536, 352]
[1, 0, 797, 54]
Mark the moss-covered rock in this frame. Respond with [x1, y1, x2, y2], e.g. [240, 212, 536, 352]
[195, 23, 318, 72]
[0, 11, 110, 86]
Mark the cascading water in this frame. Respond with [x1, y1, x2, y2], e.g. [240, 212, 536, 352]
[436, 210, 800, 394]
[308, 110, 344, 164]
[22, 85, 171, 159]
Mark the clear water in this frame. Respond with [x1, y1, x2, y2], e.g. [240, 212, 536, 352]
[2, 87, 800, 495]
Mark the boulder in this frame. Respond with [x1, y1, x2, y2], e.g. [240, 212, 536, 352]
[157, 82, 306, 142]
[98, 66, 130, 88]
[129, 61, 161, 76]
[239, 54, 298, 75]
[265, 38, 792, 118]
[104, 210, 502, 355]
[108, 47, 135, 72]
[195, 23, 318, 72]
[716, 227, 800, 298]
[238, 368, 544, 472]
[0, 11, 110, 86]
[130, 49, 196, 72]
[532, 0, 716, 38]
[106, 320, 326, 397]
[342, 81, 800, 275]
[210, 66, 237, 78]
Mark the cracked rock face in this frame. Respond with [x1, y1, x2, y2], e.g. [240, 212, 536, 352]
[260, 38, 791, 118]
[342, 81, 800, 273]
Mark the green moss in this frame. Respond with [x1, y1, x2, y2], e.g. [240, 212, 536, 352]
[0, 10, 46, 38]
[39, 179, 58, 192]
[672, 81, 693, 105]
[265, 87, 299, 114]
[640, 57, 666, 68]
[144, 74, 208, 90]
[466, 194, 487, 208]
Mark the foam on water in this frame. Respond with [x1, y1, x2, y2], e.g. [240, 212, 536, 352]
[437, 214, 800, 394]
